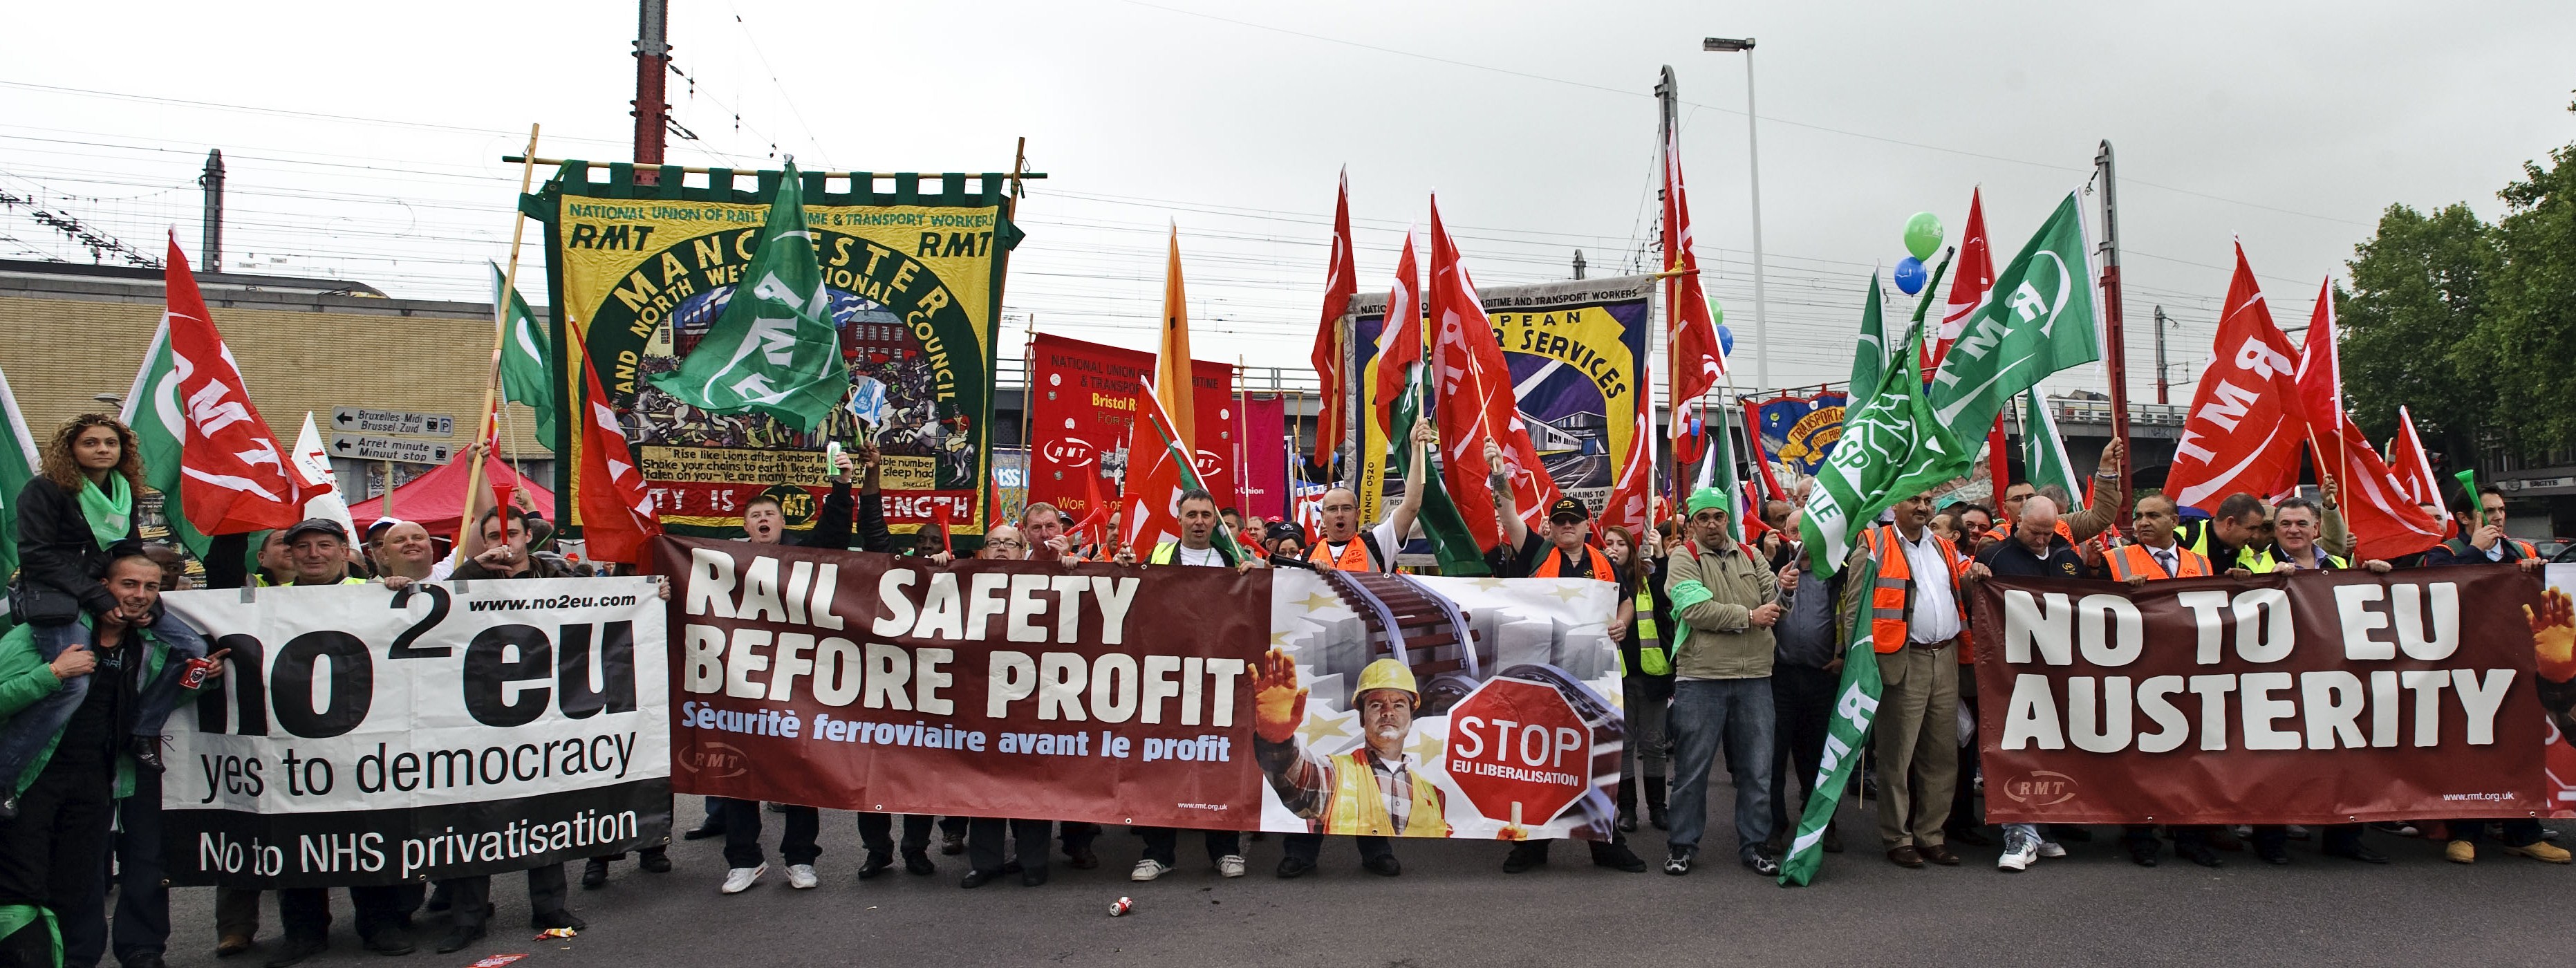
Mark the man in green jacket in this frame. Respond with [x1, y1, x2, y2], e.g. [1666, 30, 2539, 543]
[1659, 486, 1788, 877]
[0, 543, 218, 968]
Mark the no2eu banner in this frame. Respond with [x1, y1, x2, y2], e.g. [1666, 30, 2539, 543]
[158, 578, 671, 888]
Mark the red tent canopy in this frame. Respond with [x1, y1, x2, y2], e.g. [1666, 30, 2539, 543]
[350, 453, 555, 538]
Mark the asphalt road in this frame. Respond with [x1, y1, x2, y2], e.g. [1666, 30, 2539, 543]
[150, 792, 2571, 968]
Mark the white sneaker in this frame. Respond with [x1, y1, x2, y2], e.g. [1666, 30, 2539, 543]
[2036, 841, 2067, 859]
[1130, 859, 1173, 882]
[721, 864, 767, 893]
[785, 864, 819, 889]
[1997, 845, 2037, 871]
[1998, 827, 2038, 872]
[1216, 855, 1246, 878]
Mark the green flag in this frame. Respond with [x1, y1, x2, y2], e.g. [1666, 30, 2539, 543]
[648, 161, 848, 433]
[1778, 554, 1884, 887]
[492, 262, 557, 448]
[1925, 192, 2100, 445]
[1146, 406, 1250, 564]
[0, 363, 41, 586]
[1397, 362, 1491, 577]
[2020, 389, 2084, 511]
[1844, 272, 1893, 416]
[118, 323, 210, 558]
[1798, 321, 1970, 575]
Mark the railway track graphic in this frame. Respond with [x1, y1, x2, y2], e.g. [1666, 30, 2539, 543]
[1314, 568, 1482, 684]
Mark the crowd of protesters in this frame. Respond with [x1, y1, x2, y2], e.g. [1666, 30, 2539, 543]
[1, 413, 2565, 968]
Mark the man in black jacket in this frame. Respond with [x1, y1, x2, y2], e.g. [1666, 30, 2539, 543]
[716, 449, 872, 895]
[1974, 495, 2095, 871]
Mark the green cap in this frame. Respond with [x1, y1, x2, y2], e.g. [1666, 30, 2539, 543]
[1685, 486, 1730, 516]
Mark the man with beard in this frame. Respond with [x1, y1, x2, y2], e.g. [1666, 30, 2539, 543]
[2103, 493, 2223, 868]
[1840, 491, 1985, 873]
[1253, 656, 1448, 842]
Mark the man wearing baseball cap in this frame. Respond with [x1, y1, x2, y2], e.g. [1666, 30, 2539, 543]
[1482, 443, 1643, 874]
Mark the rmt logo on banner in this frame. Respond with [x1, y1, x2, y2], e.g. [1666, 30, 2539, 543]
[1444, 677, 1590, 831]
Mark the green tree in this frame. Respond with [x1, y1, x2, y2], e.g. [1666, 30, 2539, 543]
[2474, 143, 2576, 453]
[2338, 202, 2498, 458]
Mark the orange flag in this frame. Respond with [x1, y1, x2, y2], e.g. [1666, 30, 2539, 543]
[1156, 225, 1197, 454]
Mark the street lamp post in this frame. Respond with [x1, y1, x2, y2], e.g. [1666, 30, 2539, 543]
[1704, 35, 1767, 395]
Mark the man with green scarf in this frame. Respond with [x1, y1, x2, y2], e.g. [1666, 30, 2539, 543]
[1658, 486, 1789, 877]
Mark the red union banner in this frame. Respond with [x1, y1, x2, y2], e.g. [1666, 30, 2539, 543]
[657, 538, 1627, 839]
[1025, 333, 1234, 524]
[1972, 566, 2550, 824]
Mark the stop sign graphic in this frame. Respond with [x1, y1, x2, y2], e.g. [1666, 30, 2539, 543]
[1443, 676, 1593, 829]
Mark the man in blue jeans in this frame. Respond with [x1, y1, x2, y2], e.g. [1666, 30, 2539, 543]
[1658, 487, 1786, 877]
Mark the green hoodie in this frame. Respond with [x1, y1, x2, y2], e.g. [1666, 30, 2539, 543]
[0, 615, 187, 800]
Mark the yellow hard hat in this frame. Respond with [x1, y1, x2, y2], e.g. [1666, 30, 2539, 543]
[1352, 658, 1419, 705]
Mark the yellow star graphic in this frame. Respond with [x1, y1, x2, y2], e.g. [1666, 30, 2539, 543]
[1466, 577, 1508, 591]
[1545, 583, 1591, 603]
[1269, 628, 1298, 648]
[1406, 727, 1445, 765]
[1296, 705, 1361, 748]
[1299, 592, 1342, 613]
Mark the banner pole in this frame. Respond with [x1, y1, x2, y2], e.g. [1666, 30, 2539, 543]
[454, 124, 541, 565]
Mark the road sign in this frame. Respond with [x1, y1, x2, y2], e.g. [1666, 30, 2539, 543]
[1441, 676, 1594, 830]
[330, 434, 452, 465]
[332, 407, 454, 437]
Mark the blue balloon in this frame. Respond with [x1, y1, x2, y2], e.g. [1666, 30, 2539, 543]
[1894, 257, 1928, 296]
[1717, 324, 1735, 357]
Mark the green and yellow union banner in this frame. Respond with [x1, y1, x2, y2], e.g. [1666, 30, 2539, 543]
[531, 163, 1018, 538]
[1349, 276, 1652, 528]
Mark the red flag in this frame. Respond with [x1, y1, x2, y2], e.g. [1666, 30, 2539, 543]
[2166, 244, 2309, 512]
[1370, 232, 1423, 438]
[2388, 404, 2443, 508]
[1311, 169, 1359, 469]
[2311, 412, 2445, 561]
[1072, 466, 1112, 543]
[1932, 188, 1994, 369]
[2293, 278, 2345, 444]
[159, 234, 313, 534]
[1119, 381, 1194, 552]
[1739, 398, 1788, 502]
[1428, 198, 1560, 549]
[1661, 124, 1726, 430]
[478, 400, 517, 538]
[574, 341, 662, 565]
[2290, 287, 2440, 559]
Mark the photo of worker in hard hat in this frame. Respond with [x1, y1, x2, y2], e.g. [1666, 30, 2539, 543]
[1251, 651, 1451, 837]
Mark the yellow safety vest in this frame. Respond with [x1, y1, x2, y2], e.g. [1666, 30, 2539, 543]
[1323, 750, 1448, 837]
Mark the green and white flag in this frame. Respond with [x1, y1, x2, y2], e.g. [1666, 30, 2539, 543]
[0, 362, 41, 586]
[1844, 272, 1894, 416]
[1778, 554, 1884, 887]
[648, 160, 848, 433]
[1397, 361, 1491, 577]
[1798, 320, 1970, 575]
[492, 262, 557, 448]
[1925, 192, 2099, 446]
[2020, 389, 2084, 511]
[118, 322, 210, 558]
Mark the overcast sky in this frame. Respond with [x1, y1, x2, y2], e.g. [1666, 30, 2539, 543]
[6, 1, 2571, 403]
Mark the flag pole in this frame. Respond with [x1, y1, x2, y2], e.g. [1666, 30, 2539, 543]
[454, 123, 541, 564]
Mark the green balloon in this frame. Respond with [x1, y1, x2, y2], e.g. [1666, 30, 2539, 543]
[1705, 298, 1723, 328]
[1903, 212, 1943, 261]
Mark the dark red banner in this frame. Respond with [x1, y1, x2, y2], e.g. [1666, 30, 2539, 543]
[655, 537, 1265, 828]
[1025, 333, 1233, 524]
[1972, 566, 2549, 824]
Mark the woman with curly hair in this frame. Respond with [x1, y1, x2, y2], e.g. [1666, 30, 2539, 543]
[1, 413, 207, 821]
